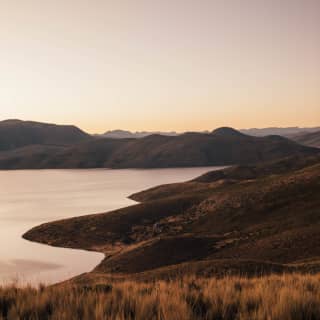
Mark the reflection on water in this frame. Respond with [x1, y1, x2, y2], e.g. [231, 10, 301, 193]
[0, 167, 222, 285]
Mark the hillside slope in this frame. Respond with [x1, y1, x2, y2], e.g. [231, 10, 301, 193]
[1, 127, 318, 169]
[24, 155, 320, 279]
[290, 130, 320, 148]
[0, 119, 91, 151]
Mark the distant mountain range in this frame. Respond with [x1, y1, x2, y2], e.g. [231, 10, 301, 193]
[239, 127, 320, 148]
[99, 130, 178, 139]
[239, 126, 320, 137]
[0, 120, 318, 170]
[99, 127, 320, 140]
[288, 130, 320, 148]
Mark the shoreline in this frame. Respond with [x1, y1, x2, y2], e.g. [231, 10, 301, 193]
[19, 166, 223, 285]
[22, 157, 320, 285]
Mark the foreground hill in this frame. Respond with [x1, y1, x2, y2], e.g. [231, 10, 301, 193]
[0, 119, 91, 151]
[24, 155, 320, 281]
[0, 126, 318, 169]
[289, 130, 320, 148]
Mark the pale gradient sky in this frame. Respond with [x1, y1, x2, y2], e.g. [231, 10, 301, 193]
[0, 0, 319, 133]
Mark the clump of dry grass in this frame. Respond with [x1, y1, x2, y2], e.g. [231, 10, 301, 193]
[0, 273, 319, 319]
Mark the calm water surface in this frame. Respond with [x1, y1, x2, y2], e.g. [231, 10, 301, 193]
[0, 167, 222, 285]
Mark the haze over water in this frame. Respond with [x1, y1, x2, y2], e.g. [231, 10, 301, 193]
[0, 167, 221, 285]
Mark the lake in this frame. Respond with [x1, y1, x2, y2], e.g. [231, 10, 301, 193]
[0, 167, 222, 286]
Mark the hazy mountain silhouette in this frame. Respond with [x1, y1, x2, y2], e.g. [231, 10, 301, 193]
[289, 130, 320, 148]
[99, 127, 320, 139]
[240, 126, 320, 137]
[0, 122, 318, 169]
[99, 130, 178, 139]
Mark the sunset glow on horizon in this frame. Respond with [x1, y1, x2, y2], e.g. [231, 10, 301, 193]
[0, 0, 319, 133]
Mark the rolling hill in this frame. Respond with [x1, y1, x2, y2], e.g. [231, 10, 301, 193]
[0, 126, 318, 169]
[24, 155, 320, 281]
[289, 130, 320, 148]
[0, 119, 91, 151]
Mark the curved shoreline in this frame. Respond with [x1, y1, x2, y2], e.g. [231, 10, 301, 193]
[20, 167, 222, 284]
[22, 158, 320, 283]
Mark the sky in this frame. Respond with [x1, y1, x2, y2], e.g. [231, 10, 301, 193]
[0, 0, 319, 133]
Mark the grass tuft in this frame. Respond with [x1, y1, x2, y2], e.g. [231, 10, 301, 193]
[0, 273, 320, 319]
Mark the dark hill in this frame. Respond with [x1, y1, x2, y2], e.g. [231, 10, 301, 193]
[24, 155, 320, 279]
[211, 126, 246, 137]
[0, 119, 91, 151]
[0, 126, 318, 169]
[101, 131, 317, 168]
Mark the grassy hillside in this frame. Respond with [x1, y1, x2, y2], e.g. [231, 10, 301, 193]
[24, 155, 320, 280]
[1, 274, 320, 320]
[1, 126, 318, 169]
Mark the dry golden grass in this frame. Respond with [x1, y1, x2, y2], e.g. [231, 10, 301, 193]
[1, 273, 320, 320]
